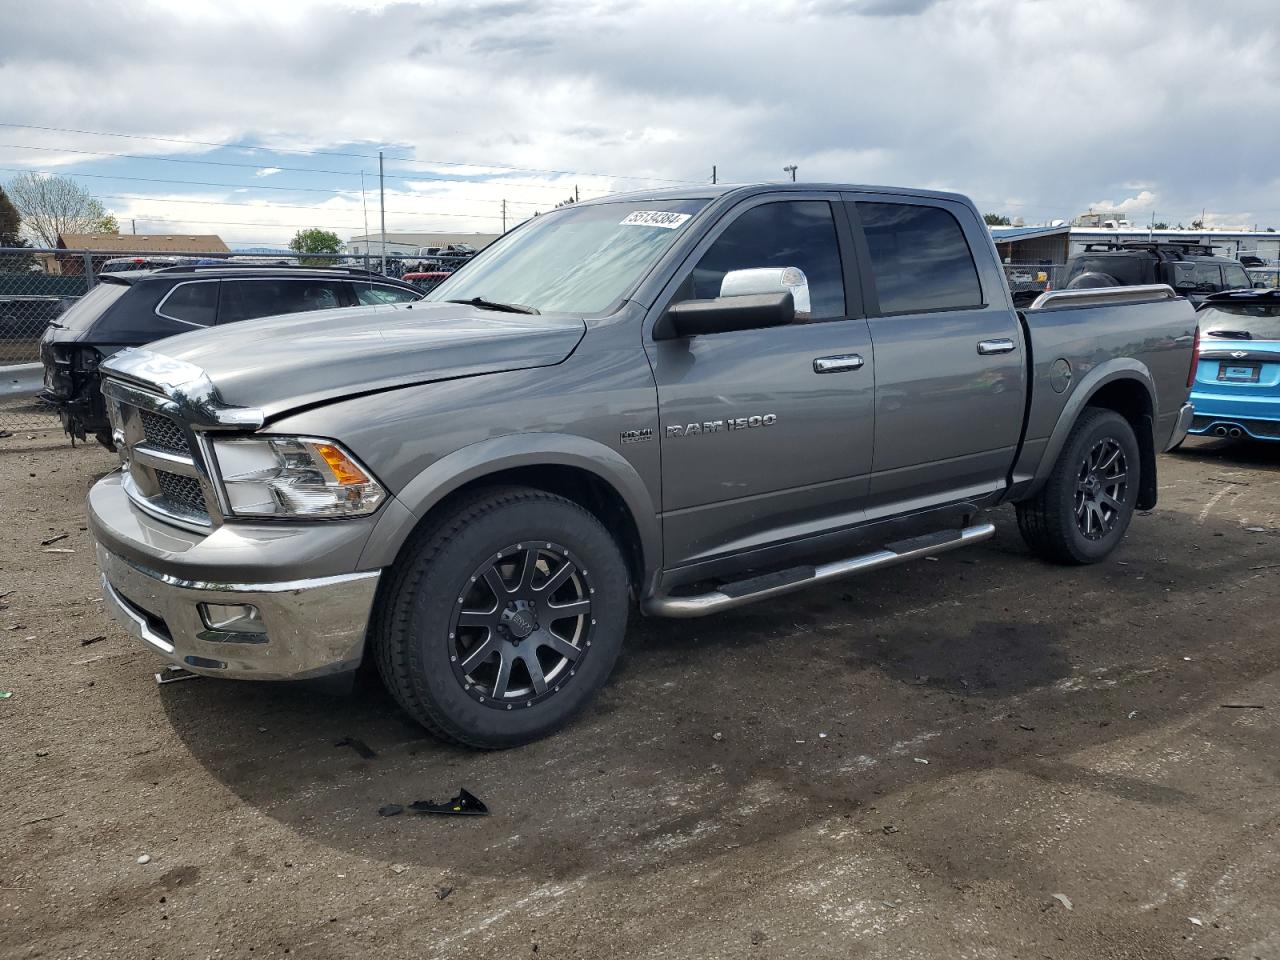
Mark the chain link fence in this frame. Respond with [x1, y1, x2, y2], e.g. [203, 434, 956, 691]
[0, 246, 474, 438]
[1003, 262, 1067, 307]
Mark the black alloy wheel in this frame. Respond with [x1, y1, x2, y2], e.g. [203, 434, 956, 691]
[449, 542, 596, 709]
[1074, 437, 1129, 541]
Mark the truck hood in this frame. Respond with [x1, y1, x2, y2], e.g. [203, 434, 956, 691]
[112, 302, 586, 419]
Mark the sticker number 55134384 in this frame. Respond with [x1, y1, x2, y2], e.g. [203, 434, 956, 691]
[619, 210, 693, 229]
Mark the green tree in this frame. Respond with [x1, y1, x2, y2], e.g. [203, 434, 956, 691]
[289, 227, 342, 265]
[983, 213, 1011, 226]
[1151, 221, 1169, 230]
[1190, 219, 1205, 230]
[4, 172, 115, 247]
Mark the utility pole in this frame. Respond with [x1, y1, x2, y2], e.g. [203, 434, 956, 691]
[783, 164, 798, 182]
[712, 165, 717, 185]
[574, 184, 579, 203]
[360, 172, 370, 265]
[379, 151, 387, 276]
[131, 219, 136, 235]
[502, 199, 507, 234]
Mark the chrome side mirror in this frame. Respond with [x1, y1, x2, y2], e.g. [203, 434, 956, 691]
[720, 267, 811, 318]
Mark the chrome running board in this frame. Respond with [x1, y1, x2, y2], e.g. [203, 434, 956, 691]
[643, 522, 997, 619]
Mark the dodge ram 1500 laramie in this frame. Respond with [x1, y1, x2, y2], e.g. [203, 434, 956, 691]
[88, 184, 1198, 747]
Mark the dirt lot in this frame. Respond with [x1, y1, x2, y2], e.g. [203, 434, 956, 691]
[1, 430, 1278, 960]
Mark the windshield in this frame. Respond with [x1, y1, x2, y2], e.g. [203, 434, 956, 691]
[426, 198, 709, 314]
[1200, 303, 1280, 341]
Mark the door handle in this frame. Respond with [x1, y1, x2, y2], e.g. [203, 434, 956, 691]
[813, 354, 865, 374]
[977, 338, 1016, 356]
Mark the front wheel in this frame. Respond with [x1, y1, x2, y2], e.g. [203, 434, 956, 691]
[373, 486, 630, 748]
[1016, 407, 1140, 564]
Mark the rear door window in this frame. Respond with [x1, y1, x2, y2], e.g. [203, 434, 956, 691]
[856, 202, 982, 314]
[218, 279, 350, 324]
[157, 281, 219, 326]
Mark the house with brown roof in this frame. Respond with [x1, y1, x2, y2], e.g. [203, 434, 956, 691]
[54, 233, 230, 274]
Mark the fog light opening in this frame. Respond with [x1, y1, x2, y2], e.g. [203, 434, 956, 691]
[199, 602, 266, 635]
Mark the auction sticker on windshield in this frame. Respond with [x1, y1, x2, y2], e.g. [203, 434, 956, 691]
[620, 210, 693, 229]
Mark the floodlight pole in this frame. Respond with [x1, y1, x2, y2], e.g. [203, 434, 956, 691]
[783, 164, 797, 182]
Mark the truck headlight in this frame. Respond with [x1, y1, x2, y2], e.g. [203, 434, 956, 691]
[210, 437, 385, 518]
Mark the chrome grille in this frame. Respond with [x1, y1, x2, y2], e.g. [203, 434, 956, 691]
[155, 470, 207, 514]
[140, 409, 190, 454]
[103, 384, 214, 529]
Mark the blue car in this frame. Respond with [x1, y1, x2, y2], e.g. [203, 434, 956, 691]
[1188, 289, 1280, 442]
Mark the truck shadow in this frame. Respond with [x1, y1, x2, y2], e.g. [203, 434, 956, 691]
[157, 507, 1274, 885]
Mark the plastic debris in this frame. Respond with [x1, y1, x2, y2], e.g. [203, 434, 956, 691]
[136, 854, 151, 865]
[1128, 711, 1139, 719]
[0, 691, 11, 700]
[155, 667, 199, 685]
[1052, 893, 1073, 911]
[1244, 526, 1265, 533]
[40, 533, 68, 546]
[335, 736, 377, 760]
[42, 548, 75, 554]
[1221, 703, 1264, 709]
[712, 731, 724, 742]
[377, 804, 404, 818]
[913, 757, 929, 764]
[1188, 917, 1203, 926]
[391, 864, 408, 874]
[435, 886, 454, 901]
[79, 635, 106, 647]
[410, 788, 488, 817]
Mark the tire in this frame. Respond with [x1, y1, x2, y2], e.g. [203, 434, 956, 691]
[373, 486, 630, 748]
[1016, 407, 1140, 565]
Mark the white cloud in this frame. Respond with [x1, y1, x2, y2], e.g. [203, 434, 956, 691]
[1084, 190, 1159, 215]
[2, 0, 1278, 234]
[253, 166, 282, 177]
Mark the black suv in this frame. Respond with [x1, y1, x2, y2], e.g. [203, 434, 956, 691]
[1063, 241, 1255, 304]
[40, 265, 423, 447]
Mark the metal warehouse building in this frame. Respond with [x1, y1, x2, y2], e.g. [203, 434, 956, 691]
[989, 225, 1072, 265]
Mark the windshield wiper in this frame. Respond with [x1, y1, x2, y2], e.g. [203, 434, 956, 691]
[447, 296, 539, 315]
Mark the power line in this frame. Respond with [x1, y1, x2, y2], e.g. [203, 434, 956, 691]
[0, 121, 696, 184]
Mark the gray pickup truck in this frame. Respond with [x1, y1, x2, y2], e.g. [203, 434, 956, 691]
[88, 183, 1197, 747]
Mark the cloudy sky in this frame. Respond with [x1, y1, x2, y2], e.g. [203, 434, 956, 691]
[1, 0, 1277, 247]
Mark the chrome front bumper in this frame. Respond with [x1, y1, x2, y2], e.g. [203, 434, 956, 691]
[89, 470, 383, 681]
[1166, 401, 1195, 452]
[97, 546, 380, 679]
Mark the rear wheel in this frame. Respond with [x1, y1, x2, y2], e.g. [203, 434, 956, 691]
[373, 486, 629, 748]
[1016, 408, 1140, 564]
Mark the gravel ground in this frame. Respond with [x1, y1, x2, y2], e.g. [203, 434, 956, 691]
[1, 430, 1278, 960]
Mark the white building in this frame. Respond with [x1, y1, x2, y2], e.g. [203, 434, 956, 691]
[345, 232, 500, 256]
